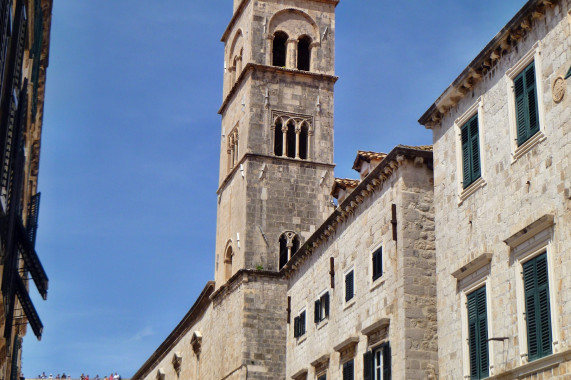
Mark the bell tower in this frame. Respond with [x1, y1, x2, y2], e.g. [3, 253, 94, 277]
[215, 0, 339, 288]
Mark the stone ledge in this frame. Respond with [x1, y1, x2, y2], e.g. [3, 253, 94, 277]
[451, 252, 493, 281]
[504, 214, 554, 248]
[487, 348, 571, 379]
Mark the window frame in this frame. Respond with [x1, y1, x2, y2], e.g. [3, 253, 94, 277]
[293, 307, 307, 340]
[314, 289, 330, 324]
[506, 42, 546, 162]
[514, 246, 558, 364]
[455, 97, 486, 205]
[460, 276, 494, 379]
[466, 285, 490, 379]
[344, 266, 355, 307]
[371, 244, 383, 283]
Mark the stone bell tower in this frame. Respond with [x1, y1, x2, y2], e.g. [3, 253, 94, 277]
[214, 0, 339, 287]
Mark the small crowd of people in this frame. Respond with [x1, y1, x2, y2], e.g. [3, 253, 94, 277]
[37, 372, 121, 380]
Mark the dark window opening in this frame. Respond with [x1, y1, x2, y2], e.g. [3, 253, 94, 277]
[297, 35, 311, 71]
[343, 360, 354, 380]
[286, 121, 296, 158]
[292, 235, 300, 254]
[345, 270, 354, 302]
[314, 292, 329, 323]
[299, 122, 308, 159]
[372, 247, 383, 281]
[272, 31, 288, 67]
[293, 310, 306, 338]
[279, 234, 288, 269]
[274, 119, 283, 156]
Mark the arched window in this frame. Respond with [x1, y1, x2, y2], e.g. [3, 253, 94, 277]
[286, 120, 296, 158]
[274, 118, 283, 156]
[297, 35, 311, 71]
[224, 245, 233, 281]
[279, 231, 301, 269]
[272, 31, 288, 67]
[299, 122, 309, 159]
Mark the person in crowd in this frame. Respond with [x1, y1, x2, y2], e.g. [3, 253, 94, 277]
[49, 374, 53, 379]
[61, 374, 66, 379]
[56, 375, 60, 379]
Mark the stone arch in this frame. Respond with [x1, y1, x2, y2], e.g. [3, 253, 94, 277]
[272, 31, 288, 67]
[278, 231, 301, 269]
[268, 8, 319, 42]
[297, 34, 312, 71]
[229, 29, 244, 64]
[223, 240, 234, 281]
[228, 30, 244, 85]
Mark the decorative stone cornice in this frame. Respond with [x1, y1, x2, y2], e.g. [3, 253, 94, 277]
[218, 63, 338, 115]
[418, 0, 558, 129]
[280, 145, 432, 278]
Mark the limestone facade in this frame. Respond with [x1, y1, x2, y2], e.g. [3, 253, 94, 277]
[284, 146, 437, 380]
[419, 0, 571, 378]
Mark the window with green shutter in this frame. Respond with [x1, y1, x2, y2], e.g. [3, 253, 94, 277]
[523, 252, 552, 361]
[345, 270, 354, 302]
[314, 292, 329, 323]
[461, 114, 481, 189]
[565, 65, 571, 79]
[372, 247, 383, 281]
[342, 359, 354, 380]
[514, 62, 540, 146]
[467, 286, 489, 379]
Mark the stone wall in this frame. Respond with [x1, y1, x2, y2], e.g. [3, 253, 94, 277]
[430, 1, 571, 378]
[286, 156, 436, 379]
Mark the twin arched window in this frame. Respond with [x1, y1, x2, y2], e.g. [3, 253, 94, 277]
[279, 231, 300, 269]
[273, 117, 309, 159]
[272, 31, 312, 71]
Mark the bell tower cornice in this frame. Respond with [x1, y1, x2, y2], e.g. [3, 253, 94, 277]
[218, 62, 338, 115]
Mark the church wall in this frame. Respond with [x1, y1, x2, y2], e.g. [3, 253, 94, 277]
[430, 1, 571, 378]
[286, 158, 436, 379]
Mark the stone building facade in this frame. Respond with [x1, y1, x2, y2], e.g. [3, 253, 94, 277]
[0, 0, 53, 379]
[133, 0, 571, 380]
[283, 145, 436, 380]
[419, 0, 571, 378]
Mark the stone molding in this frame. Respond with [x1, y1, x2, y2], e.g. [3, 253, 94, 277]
[503, 214, 554, 248]
[291, 368, 308, 380]
[333, 336, 359, 364]
[419, 0, 559, 128]
[361, 318, 390, 347]
[451, 252, 493, 281]
[218, 63, 338, 115]
[310, 354, 330, 375]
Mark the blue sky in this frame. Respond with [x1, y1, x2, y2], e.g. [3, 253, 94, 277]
[23, 1, 526, 377]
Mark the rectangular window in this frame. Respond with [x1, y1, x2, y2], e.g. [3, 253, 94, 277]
[317, 375, 326, 380]
[342, 359, 354, 380]
[293, 310, 306, 338]
[461, 114, 481, 188]
[514, 61, 539, 146]
[364, 343, 391, 380]
[467, 286, 489, 379]
[345, 270, 354, 302]
[314, 291, 330, 323]
[372, 247, 383, 281]
[523, 252, 552, 361]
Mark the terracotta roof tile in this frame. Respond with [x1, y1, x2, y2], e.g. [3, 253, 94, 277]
[397, 144, 433, 151]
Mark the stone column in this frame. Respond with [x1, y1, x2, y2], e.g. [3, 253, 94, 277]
[287, 38, 298, 69]
[281, 124, 288, 156]
[236, 56, 242, 77]
[308, 130, 314, 161]
[295, 125, 301, 159]
[310, 42, 320, 72]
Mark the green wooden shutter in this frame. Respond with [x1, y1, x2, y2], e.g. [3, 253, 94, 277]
[467, 286, 488, 379]
[461, 114, 480, 188]
[300, 311, 305, 335]
[343, 360, 354, 380]
[383, 343, 391, 380]
[469, 116, 480, 181]
[566, 65, 571, 79]
[514, 71, 528, 145]
[515, 62, 539, 146]
[363, 351, 372, 380]
[523, 253, 552, 361]
[293, 316, 299, 337]
[324, 292, 329, 317]
[525, 64, 539, 136]
[461, 123, 471, 187]
[314, 299, 320, 323]
[345, 271, 354, 302]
